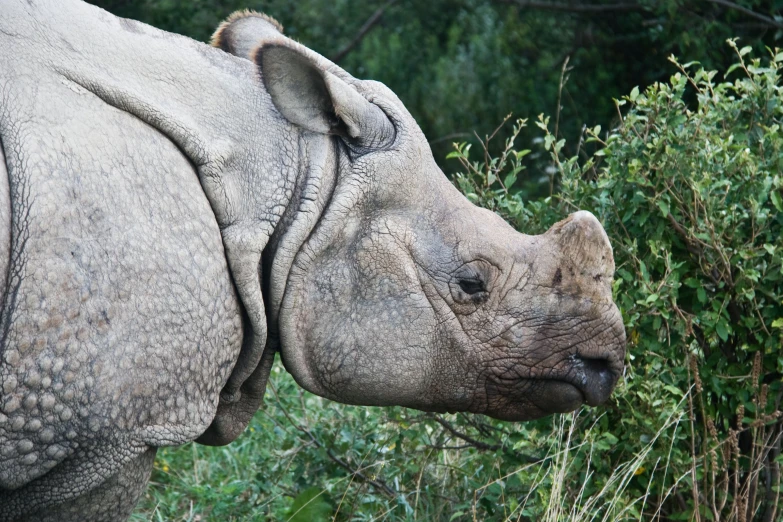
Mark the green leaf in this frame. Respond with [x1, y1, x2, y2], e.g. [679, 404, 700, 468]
[285, 488, 331, 522]
[629, 86, 640, 102]
[771, 190, 783, 212]
[657, 200, 670, 217]
[772, 318, 783, 329]
[664, 385, 683, 396]
[725, 62, 743, 77]
[716, 321, 729, 342]
[697, 287, 707, 304]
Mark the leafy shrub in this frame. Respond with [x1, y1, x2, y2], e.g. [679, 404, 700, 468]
[454, 40, 783, 521]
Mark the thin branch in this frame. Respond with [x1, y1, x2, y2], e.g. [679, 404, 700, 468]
[496, 0, 783, 30]
[429, 132, 473, 146]
[301, 428, 398, 498]
[761, 424, 782, 522]
[667, 213, 704, 258]
[331, 0, 399, 63]
[430, 415, 501, 451]
[705, 0, 783, 30]
[493, 0, 646, 13]
[427, 443, 486, 450]
[267, 385, 398, 498]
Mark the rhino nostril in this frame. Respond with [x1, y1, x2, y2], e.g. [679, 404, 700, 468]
[575, 356, 617, 406]
[582, 357, 612, 377]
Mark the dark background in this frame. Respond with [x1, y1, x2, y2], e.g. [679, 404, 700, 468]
[87, 0, 782, 196]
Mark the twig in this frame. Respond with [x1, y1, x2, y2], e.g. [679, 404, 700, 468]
[552, 55, 570, 196]
[496, 0, 783, 30]
[331, 0, 399, 63]
[705, 0, 783, 30]
[666, 214, 703, 258]
[493, 0, 645, 13]
[429, 132, 473, 145]
[426, 443, 487, 450]
[267, 385, 398, 498]
[554, 55, 570, 141]
[302, 423, 397, 497]
[761, 430, 781, 522]
[430, 415, 501, 451]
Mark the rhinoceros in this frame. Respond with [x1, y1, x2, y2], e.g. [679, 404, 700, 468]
[0, 1, 626, 519]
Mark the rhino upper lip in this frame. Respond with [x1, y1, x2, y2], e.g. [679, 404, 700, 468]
[547, 370, 616, 407]
[492, 360, 618, 408]
[492, 375, 587, 401]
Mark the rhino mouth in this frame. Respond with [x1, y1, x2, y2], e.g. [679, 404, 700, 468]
[480, 355, 621, 421]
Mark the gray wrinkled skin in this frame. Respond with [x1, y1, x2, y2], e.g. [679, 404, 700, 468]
[0, 1, 626, 520]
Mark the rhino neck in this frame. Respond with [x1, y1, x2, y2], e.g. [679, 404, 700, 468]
[263, 132, 340, 335]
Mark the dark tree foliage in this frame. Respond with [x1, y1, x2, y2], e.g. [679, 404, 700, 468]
[88, 0, 781, 197]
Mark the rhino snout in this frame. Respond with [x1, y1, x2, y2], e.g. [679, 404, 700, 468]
[474, 210, 627, 420]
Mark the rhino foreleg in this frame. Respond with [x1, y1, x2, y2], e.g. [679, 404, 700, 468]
[0, 442, 155, 522]
[15, 448, 156, 522]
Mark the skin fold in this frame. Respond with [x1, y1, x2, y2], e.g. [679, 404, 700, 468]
[0, 1, 626, 520]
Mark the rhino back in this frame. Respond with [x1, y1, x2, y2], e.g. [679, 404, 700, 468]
[0, 13, 243, 491]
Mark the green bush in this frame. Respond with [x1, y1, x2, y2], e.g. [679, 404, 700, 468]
[454, 40, 783, 520]
[134, 43, 782, 521]
[91, 0, 783, 198]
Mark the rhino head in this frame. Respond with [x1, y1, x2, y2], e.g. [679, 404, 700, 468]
[208, 12, 626, 428]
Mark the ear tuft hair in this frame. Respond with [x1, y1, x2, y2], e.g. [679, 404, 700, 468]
[211, 10, 284, 50]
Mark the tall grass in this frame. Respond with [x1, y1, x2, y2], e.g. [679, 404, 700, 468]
[133, 360, 698, 521]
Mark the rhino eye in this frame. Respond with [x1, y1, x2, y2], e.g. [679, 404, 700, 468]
[458, 277, 485, 295]
[451, 261, 493, 304]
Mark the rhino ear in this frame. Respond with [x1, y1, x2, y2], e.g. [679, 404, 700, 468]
[211, 10, 284, 59]
[255, 43, 395, 149]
